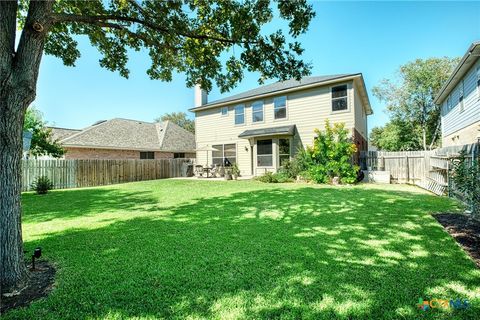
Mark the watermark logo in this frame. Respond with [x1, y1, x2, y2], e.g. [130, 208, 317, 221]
[418, 298, 470, 311]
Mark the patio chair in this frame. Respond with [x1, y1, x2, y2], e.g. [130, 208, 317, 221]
[194, 165, 203, 177]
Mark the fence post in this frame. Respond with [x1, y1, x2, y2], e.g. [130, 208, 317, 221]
[405, 155, 409, 183]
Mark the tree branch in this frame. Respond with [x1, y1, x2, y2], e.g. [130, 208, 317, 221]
[83, 19, 180, 52]
[51, 13, 258, 45]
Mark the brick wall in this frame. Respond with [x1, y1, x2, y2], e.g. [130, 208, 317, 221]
[352, 128, 367, 165]
[64, 147, 175, 160]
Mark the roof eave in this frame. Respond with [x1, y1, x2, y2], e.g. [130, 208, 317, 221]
[189, 74, 363, 112]
[62, 144, 196, 153]
[434, 41, 480, 105]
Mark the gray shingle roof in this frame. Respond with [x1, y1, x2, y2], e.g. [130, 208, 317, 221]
[190, 74, 358, 111]
[49, 127, 82, 141]
[59, 118, 195, 152]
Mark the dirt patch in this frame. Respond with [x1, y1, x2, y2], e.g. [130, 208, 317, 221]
[1, 260, 56, 314]
[434, 213, 480, 267]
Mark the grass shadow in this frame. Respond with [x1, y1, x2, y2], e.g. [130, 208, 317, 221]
[7, 182, 479, 319]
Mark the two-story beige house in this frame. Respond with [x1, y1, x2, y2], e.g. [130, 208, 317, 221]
[190, 74, 372, 176]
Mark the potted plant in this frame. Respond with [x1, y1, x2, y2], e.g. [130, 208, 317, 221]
[224, 167, 232, 180]
[231, 163, 240, 180]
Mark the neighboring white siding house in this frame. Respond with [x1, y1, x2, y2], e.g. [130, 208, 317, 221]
[190, 74, 372, 176]
[436, 41, 480, 147]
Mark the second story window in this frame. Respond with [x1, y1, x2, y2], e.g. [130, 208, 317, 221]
[252, 101, 264, 123]
[274, 96, 287, 120]
[221, 107, 228, 116]
[234, 105, 245, 125]
[446, 96, 451, 112]
[459, 81, 464, 112]
[332, 85, 348, 112]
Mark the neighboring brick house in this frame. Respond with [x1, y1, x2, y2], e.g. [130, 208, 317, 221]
[50, 118, 196, 160]
[190, 74, 372, 176]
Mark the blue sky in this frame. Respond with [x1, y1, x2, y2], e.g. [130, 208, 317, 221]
[34, 1, 480, 133]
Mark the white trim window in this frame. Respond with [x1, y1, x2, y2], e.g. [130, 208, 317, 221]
[476, 66, 480, 99]
[278, 138, 290, 166]
[212, 144, 236, 166]
[221, 106, 228, 116]
[257, 139, 273, 167]
[459, 81, 464, 112]
[234, 105, 245, 125]
[274, 96, 287, 120]
[332, 85, 348, 112]
[252, 101, 264, 123]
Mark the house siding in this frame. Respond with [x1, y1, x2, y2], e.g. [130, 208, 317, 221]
[441, 57, 480, 146]
[195, 79, 369, 176]
[353, 82, 368, 143]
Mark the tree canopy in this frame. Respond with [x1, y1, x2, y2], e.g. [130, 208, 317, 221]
[371, 57, 459, 151]
[15, 0, 315, 93]
[155, 112, 195, 133]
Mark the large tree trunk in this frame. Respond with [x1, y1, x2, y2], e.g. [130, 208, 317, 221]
[0, 0, 53, 293]
[0, 92, 29, 293]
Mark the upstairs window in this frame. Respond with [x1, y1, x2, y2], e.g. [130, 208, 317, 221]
[221, 107, 228, 116]
[332, 85, 348, 111]
[174, 153, 185, 158]
[274, 96, 287, 119]
[447, 96, 451, 112]
[459, 81, 464, 112]
[140, 151, 155, 159]
[252, 101, 264, 123]
[234, 105, 245, 125]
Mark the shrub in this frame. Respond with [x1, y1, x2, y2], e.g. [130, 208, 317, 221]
[279, 148, 312, 179]
[31, 176, 53, 194]
[305, 120, 359, 184]
[255, 172, 294, 183]
[451, 151, 480, 215]
[231, 163, 240, 177]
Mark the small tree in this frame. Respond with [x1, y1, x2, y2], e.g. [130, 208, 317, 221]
[24, 106, 65, 158]
[305, 121, 358, 184]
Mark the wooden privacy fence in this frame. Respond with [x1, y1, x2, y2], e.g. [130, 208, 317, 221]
[360, 143, 478, 196]
[360, 150, 428, 184]
[22, 159, 192, 191]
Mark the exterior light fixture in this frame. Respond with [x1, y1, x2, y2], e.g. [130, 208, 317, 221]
[31, 247, 42, 270]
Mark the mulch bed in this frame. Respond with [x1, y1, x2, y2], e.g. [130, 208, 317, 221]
[434, 213, 480, 268]
[1, 260, 56, 314]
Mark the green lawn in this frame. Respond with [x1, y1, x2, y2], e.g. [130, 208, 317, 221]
[5, 180, 480, 319]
